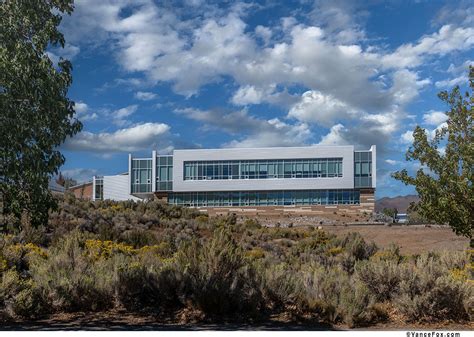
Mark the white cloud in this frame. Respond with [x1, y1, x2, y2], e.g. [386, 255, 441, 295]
[61, 168, 98, 183]
[112, 105, 138, 127]
[255, 25, 272, 45]
[435, 60, 473, 88]
[134, 91, 157, 101]
[60, 1, 474, 157]
[64, 122, 171, 152]
[74, 101, 98, 121]
[288, 90, 357, 127]
[400, 130, 414, 144]
[176, 107, 311, 148]
[423, 110, 448, 126]
[385, 159, 399, 165]
[381, 25, 474, 69]
[231, 85, 267, 105]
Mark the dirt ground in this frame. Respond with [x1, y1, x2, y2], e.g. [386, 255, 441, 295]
[1, 310, 472, 331]
[320, 224, 469, 255]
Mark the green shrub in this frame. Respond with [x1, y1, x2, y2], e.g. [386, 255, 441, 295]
[30, 231, 114, 312]
[0, 269, 45, 318]
[113, 255, 178, 310]
[355, 259, 401, 301]
[256, 262, 302, 310]
[120, 229, 159, 248]
[394, 258, 473, 322]
[174, 228, 264, 316]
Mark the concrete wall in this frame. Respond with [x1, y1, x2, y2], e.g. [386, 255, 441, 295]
[103, 174, 141, 201]
[172, 146, 355, 192]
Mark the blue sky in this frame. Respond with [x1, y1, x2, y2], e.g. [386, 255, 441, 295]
[54, 0, 474, 198]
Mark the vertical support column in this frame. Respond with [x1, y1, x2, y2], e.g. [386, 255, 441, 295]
[128, 153, 132, 195]
[92, 176, 96, 201]
[371, 145, 377, 188]
[152, 150, 157, 193]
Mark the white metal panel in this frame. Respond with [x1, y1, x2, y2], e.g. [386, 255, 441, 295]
[172, 146, 355, 192]
[371, 145, 377, 188]
[103, 174, 141, 201]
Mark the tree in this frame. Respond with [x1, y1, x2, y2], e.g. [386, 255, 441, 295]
[382, 207, 398, 223]
[392, 66, 473, 247]
[0, 0, 82, 229]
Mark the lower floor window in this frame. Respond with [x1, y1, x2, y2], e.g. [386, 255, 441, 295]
[168, 189, 360, 207]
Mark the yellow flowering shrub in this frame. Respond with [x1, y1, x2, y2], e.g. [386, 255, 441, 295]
[245, 248, 265, 260]
[85, 239, 135, 260]
[326, 246, 344, 256]
[85, 239, 173, 260]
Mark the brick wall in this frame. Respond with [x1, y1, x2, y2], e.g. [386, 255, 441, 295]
[69, 183, 93, 200]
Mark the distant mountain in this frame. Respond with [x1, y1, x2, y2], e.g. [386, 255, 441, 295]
[375, 195, 419, 213]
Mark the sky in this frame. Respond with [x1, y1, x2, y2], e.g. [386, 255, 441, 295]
[54, 0, 474, 198]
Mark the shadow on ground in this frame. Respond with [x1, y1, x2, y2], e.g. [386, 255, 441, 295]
[0, 312, 336, 331]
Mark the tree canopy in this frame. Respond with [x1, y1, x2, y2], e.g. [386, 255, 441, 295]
[392, 66, 473, 246]
[0, 0, 82, 229]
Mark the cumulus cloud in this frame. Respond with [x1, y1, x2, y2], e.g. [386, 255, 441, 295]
[288, 90, 358, 127]
[134, 91, 157, 101]
[112, 105, 138, 127]
[176, 107, 311, 148]
[64, 122, 171, 152]
[60, 1, 474, 158]
[423, 110, 448, 126]
[435, 60, 473, 88]
[400, 130, 414, 145]
[61, 168, 98, 183]
[74, 101, 98, 121]
[381, 25, 474, 69]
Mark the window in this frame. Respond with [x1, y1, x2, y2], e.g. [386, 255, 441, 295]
[168, 189, 360, 207]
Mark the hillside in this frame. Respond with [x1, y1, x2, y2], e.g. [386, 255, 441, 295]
[375, 194, 419, 213]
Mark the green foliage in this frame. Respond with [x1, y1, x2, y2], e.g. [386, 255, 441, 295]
[0, 0, 82, 229]
[175, 228, 263, 316]
[30, 231, 114, 312]
[0, 197, 472, 326]
[392, 66, 473, 244]
[382, 208, 398, 222]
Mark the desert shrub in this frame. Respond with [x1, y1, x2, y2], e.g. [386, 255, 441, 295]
[256, 262, 302, 310]
[338, 281, 378, 328]
[0, 269, 45, 318]
[336, 232, 378, 261]
[394, 255, 473, 322]
[112, 254, 179, 311]
[120, 229, 159, 248]
[174, 228, 264, 316]
[30, 231, 114, 312]
[297, 265, 379, 327]
[245, 247, 266, 260]
[241, 218, 261, 230]
[355, 259, 401, 301]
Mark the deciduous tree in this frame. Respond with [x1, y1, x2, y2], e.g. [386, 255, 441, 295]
[0, 0, 82, 229]
[392, 66, 473, 247]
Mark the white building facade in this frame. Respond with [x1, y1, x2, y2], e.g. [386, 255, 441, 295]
[92, 145, 376, 212]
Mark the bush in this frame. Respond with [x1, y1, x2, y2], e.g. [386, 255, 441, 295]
[0, 269, 45, 318]
[393, 255, 473, 321]
[174, 228, 264, 317]
[113, 255, 179, 311]
[30, 231, 114, 312]
[355, 259, 401, 301]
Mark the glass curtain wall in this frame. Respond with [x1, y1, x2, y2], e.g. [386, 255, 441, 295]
[156, 155, 173, 191]
[184, 158, 343, 181]
[131, 159, 152, 193]
[169, 189, 360, 207]
[354, 151, 372, 188]
[94, 177, 103, 200]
